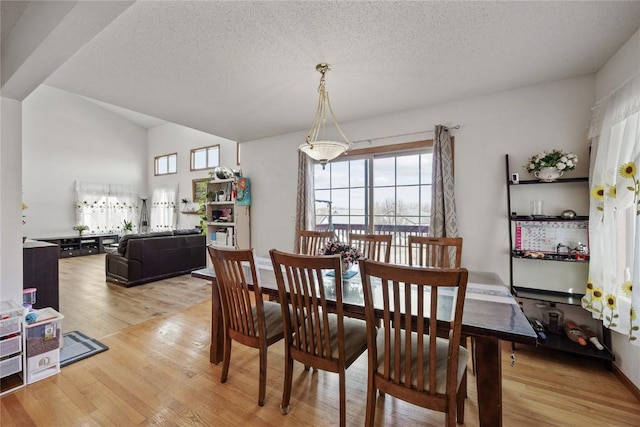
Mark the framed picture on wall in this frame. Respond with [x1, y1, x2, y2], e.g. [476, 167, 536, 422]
[192, 178, 208, 202]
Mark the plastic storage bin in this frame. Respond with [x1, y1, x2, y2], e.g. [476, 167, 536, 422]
[0, 354, 22, 378]
[0, 335, 22, 358]
[25, 307, 63, 384]
[25, 308, 63, 357]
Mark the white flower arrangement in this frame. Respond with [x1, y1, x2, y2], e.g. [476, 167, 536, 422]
[524, 149, 578, 173]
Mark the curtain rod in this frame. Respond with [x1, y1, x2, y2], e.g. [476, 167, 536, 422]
[352, 125, 460, 145]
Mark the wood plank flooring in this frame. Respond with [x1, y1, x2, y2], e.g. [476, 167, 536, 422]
[2, 254, 640, 426]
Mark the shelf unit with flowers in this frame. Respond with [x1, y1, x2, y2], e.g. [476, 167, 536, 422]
[505, 154, 614, 367]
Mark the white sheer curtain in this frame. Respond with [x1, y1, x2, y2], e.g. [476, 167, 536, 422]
[150, 185, 178, 232]
[75, 181, 139, 234]
[583, 73, 640, 344]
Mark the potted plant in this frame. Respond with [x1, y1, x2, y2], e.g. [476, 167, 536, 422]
[524, 149, 578, 182]
[122, 219, 133, 234]
[320, 240, 363, 274]
[72, 224, 89, 236]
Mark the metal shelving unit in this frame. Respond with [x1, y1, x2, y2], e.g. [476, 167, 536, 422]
[505, 154, 614, 367]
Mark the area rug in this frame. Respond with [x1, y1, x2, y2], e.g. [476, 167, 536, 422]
[60, 330, 109, 367]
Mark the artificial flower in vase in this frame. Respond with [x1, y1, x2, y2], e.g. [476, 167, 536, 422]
[524, 149, 578, 182]
[320, 240, 363, 275]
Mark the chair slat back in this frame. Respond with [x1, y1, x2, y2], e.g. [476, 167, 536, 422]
[359, 259, 468, 398]
[208, 246, 263, 339]
[349, 233, 392, 263]
[408, 236, 462, 268]
[298, 230, 335, 255]
[270, 249, 344, 363]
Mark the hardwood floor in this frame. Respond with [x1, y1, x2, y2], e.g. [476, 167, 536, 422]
[2, 254, 640, 425]
[58, 254, 212, 339]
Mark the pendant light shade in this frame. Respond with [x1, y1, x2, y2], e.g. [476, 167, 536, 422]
[299, 63, 351, 169]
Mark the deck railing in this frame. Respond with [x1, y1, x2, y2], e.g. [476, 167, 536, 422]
[316, 223, 429, 264]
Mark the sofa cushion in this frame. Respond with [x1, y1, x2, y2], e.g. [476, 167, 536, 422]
[149, 231, 174, 237]
[117, 233, 143, 255]
[174, 228, 201, 236]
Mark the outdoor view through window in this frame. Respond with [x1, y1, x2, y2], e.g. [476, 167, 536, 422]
[313, 150, 432, 263]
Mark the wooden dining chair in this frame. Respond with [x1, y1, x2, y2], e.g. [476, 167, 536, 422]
[358, 259, 469, 427]
[408, 236, 463, 268]
[407, 236, 472, 387]
[349, 233, 392, 262]
[269, 249, 368, 427]
[297, 229, 335, 255]
[208, 246, 285, 406]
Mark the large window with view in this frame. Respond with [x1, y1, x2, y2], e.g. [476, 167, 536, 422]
[313, 145, 433, 263]
[191, 145, 220, 171]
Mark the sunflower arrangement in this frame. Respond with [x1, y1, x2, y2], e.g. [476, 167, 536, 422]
[524, 149, 578, 173]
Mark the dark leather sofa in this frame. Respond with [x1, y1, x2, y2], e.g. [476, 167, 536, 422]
[105, 230, 206, 287]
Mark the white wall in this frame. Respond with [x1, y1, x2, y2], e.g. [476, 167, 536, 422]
[0, 97, 24, 304]
[242, 74, 595, 289]
[147, 123, 238, 230]
[22, 85, 148, 238]
[594, 28, 640, 389]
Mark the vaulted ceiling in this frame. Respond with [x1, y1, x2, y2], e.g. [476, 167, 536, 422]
[2, 1, 640, 142]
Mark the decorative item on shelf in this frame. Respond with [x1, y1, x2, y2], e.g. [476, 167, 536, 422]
[236, 177, 251, 206]
[299, 63, 351, 169]
[72, 224, 89, 236]
[210, 167, 233, 180]
[524, 149, 578, 182]
[181, 198, 190, 210]
[561, 209, 577, 219]
[320, 240, 363, 277]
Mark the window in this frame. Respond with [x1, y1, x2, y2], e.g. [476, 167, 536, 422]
[191, 145, 220, 171]
[313, 141, 434, 263]
[155, 153, 177, 175]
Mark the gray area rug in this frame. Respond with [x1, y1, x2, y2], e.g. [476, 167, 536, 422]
[60, 330, 109, 367]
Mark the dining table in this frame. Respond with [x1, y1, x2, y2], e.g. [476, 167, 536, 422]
[192, 257, 537, 427]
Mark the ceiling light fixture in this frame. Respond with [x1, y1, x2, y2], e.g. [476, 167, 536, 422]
[299, 63, 351, 169]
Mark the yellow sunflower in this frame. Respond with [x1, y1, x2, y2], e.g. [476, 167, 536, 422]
[591, 185, 605, 201]
[607, 185, 616, 198]
[606, 294, 617, 310]
[585, 280, 594, 293]
[592, 288, 604, 301]
[622, 281, 633, 297]
[619, 162, 637, 179]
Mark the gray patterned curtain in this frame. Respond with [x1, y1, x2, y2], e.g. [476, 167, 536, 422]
[294, 151, 315, 252]
[430, 125, 458, 237]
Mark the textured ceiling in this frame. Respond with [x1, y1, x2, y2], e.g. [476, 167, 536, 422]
[4, 1, 640, 142]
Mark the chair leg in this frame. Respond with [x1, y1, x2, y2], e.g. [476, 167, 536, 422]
[280, 352, 294, 415]
[471, 337, 477, 375]
[339, 369, 346, 427]
[258, 343, 267, 406]
[221, 336, 232, 383]
[456, 377, 465, 425]
[364, 379, 377, 426]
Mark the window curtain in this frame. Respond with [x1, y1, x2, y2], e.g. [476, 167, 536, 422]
[150, 185, 178, 232]
[295, 151, 316, 252]
[430, 125, 458, 238]
[583, 73, 640, 344]
[75, 181, 139, 234]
